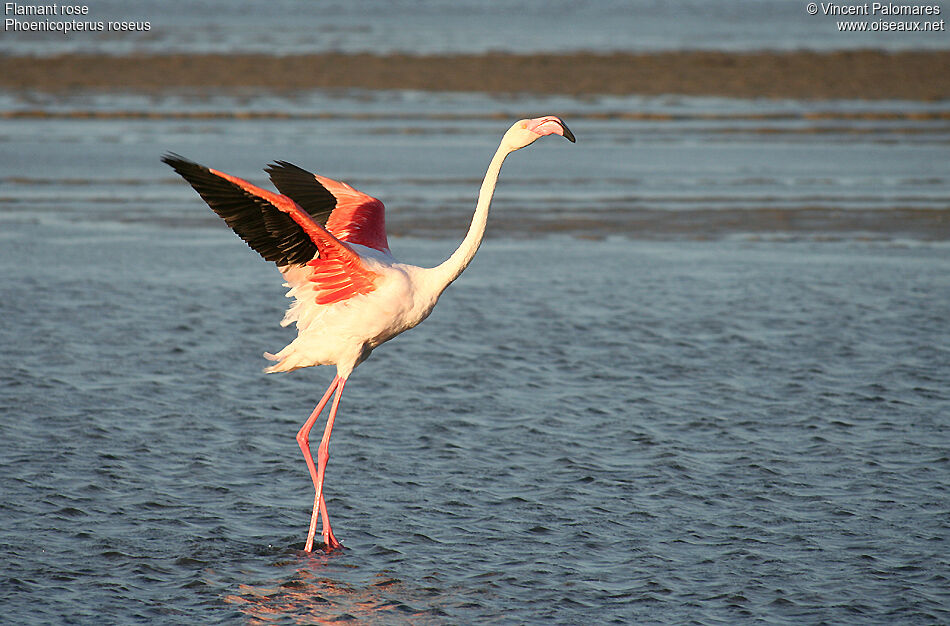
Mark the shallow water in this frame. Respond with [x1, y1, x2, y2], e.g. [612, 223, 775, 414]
[2, 82, 950, 622]
[2, 90, 949, 240]
[1, 222, 948, 623]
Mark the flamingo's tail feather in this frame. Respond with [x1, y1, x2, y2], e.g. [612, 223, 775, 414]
[263, 350, 306, 373]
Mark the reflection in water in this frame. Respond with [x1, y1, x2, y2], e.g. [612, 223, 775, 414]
[224, 556, 450, 624]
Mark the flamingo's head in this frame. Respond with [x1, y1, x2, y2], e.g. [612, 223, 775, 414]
[504, 116, 576, 150]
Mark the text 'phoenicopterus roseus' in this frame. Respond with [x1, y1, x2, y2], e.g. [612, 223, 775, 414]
[163, 116, 575, 552]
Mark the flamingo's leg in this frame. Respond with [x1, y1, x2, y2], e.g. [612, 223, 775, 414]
[296, 376, 339, 552]
[315, 378, 346, 550]
[318, 493, 338, 549]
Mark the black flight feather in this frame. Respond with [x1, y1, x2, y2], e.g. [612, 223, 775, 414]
[265, 160, 337, 227]
[162, 153, 317, 267]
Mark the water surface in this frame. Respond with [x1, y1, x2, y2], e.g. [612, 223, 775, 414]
[1, 79, 949, 623]
[2, 90, 948, 239]
[1, 224, 948, 623]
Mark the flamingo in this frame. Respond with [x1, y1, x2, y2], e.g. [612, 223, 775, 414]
[162, 115, 575, 552]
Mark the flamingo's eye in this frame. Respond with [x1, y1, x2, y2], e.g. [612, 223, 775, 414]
[521, 122, 527, 129]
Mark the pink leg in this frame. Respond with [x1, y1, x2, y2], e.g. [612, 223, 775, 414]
[296, 376, 340, 552]
[318, 495, 338, 549]
[314, 378, 346, 550]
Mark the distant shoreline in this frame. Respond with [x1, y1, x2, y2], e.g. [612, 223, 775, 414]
[3, 50, 949, 100]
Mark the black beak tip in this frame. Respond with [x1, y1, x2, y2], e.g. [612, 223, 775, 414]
[560, 121, 576, 143]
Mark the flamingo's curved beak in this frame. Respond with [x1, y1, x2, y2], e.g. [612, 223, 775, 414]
[558, 119, 577, 143]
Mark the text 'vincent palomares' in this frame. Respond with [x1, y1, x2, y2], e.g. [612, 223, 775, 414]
[817, 2, 941, 15]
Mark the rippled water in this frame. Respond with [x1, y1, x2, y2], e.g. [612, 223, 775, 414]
[1, 87, 949, 622]
[1, 222, 948, 623]
[2, 90, 949, 240]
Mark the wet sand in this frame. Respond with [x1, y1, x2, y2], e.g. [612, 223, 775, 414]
[3, 50, 949, 99]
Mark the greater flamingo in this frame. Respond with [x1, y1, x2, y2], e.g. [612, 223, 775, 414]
[162, 116, 575, 552]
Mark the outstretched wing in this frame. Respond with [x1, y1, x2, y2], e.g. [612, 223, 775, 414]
[266, 161, 390, 253]
[162, 153, 317, 266]
[163, 154, 378, 305]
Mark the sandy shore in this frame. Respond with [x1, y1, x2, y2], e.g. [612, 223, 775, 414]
[3, 50, 949, 100]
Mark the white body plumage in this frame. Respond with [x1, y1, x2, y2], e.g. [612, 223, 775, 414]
[266, 246, 445, 378]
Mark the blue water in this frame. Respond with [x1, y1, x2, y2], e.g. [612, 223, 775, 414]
[2, 90, 949, 239]
[2, 0, 948, 56]
[1, 221, 948, 623]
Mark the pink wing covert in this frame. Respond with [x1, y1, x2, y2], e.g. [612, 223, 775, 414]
[313, 174, 391, 254]
[267, 189, 381, 305]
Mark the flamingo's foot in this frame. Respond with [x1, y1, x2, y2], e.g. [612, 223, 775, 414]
[322, 528, 342, 551]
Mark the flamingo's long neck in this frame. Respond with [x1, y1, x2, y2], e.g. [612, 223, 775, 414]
[430, 141, 513, 291]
